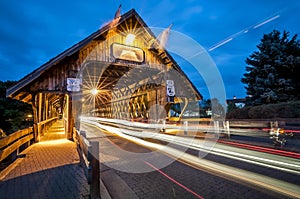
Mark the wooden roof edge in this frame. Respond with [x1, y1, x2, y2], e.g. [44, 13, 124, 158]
[6, 9, 138, 98]
[164, 50, 203, 100]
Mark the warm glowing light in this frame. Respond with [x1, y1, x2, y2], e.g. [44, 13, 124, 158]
[39, 139, 70, 146]
[91, 88, 99, 96]
[27, 114, 33, 118]
[125, 33, 136, 45]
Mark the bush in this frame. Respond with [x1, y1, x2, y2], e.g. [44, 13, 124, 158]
[227, 101, 300, 119]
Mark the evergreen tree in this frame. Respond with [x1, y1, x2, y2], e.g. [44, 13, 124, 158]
[242, 30, 300, 105]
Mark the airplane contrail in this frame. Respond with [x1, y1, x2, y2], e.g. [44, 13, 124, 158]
[254, 15, 280, 29]
[208, 38, 233, 51]
[208, 14, 281, 52]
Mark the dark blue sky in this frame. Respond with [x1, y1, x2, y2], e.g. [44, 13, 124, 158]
[0, 0, 299, 99]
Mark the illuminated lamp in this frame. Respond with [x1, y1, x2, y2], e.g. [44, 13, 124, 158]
[91, 88, 99, 96]
[125, 33, 136, 45]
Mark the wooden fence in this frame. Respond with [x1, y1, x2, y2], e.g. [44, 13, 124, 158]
[0, 127, 34, 162]
[0, 117, 60, 163]
[73, 127, 100, 199]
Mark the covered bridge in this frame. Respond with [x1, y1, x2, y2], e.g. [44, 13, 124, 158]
[6, 9, 202, 141]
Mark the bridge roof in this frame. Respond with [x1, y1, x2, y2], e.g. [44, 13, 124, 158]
[7, 9, 202, 102]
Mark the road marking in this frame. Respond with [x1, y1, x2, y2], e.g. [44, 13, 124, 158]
[144, 161, 204, 199]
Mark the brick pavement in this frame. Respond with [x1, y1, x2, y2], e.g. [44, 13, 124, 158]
[0, 121, 90, 199]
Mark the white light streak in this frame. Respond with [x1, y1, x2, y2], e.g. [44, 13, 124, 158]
[253, 15, 280, 29]
[82, 117, 300, 174]
[209, 38, 233, 51]
[82, 119, 300, 198]
[207, 13, 281, 52]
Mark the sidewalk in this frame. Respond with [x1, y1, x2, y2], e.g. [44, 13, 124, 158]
[0, 121, 90, 199]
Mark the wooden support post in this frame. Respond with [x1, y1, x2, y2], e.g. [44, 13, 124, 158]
[38, 93, 43, 123]
[32, 94, 39, 142]
[45, 94, 49, 120]
[43, 93, 46, 121]
[73, 92, 83, 131]
[67, 94, 73, 140]
[90, 141, 100, 199]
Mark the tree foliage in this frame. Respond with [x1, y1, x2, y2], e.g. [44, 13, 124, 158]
[0, 81, 33, 134]
[200, 98, 225, 118]
[242, 30, 300, 105]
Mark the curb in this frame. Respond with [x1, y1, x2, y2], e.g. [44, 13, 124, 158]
[100, 169, 138, 199]
[100, 178, 112, 199]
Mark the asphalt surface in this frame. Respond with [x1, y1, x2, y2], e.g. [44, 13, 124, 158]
[81, 122, 300, 199]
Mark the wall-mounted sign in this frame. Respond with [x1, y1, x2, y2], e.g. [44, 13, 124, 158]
[166, 79, 175, 102]
[111, 43, 145, 63]
[166, 80, 175, 96]
[67, 78, 81, 92]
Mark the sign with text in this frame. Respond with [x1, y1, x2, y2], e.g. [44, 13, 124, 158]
[67, 78, 81, 92]
[166, 80, 175, 96]
[166, 79, 175, 102]
[111, 43, 145, 63]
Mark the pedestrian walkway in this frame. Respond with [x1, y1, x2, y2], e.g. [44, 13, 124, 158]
[0, 120, 90, 199]
[40, 120, 66, 141]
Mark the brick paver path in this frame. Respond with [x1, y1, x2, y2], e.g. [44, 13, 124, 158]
[0, 121, 90, 199]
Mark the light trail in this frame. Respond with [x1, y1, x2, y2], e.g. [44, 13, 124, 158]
[144, 161, 204, 199]
[136, 131, 300, 174]
[262, 128, 300, 134]
[82, 119, 300, 198]
[218, 140, 300, 159]
[82, 117, 300, 174]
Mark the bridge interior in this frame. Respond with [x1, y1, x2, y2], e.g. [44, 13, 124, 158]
[40, 120, 65, 142]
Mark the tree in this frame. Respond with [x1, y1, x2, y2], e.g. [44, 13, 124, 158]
[0, 81, 33, 134]
[227, 101, 237, 114]
[210, 98, 225, 118]
[200, 98, 225, 118]
[242, 30, 300, 105]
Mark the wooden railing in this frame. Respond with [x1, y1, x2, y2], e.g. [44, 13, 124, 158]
[37, 117, 58, 140]
[73, 127, 99, 199]
[0, 127, 34, 162]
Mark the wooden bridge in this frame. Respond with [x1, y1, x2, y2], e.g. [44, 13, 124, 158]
[2, 9, 202, 198]
[6, 9, 201, 143]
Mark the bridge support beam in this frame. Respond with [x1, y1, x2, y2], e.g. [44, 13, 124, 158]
[62, 94, 74, 140]
[32, 94, 39, 142]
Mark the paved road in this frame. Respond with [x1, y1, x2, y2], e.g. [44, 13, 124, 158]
[0, 121, 90, 199]
[81, 122, 300, 199]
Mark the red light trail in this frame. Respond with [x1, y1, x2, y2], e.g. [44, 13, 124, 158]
[218, 140, 300, 159]
[144, 161, 205, 199]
